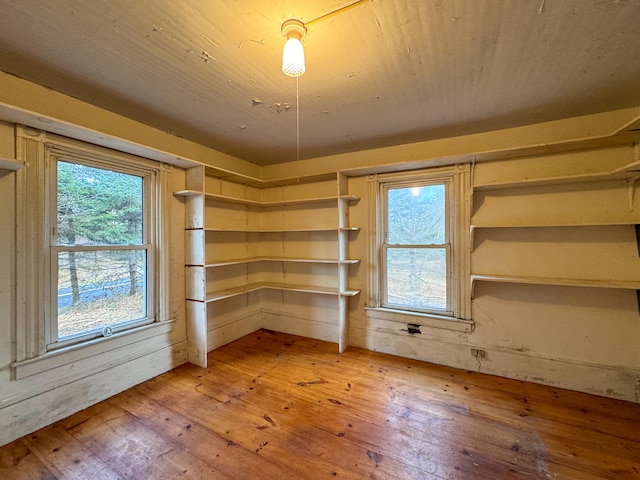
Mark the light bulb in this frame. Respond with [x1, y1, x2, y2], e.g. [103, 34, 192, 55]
[282, 37, 305, 77]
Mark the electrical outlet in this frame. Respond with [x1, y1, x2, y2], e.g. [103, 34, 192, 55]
[470, 348, 486, 359]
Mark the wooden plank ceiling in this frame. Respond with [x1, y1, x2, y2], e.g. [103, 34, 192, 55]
[0, 0, 638, 166]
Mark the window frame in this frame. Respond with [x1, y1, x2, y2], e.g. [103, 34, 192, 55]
[367, 165, 472, 327]
[13, 128, 172, 377]
[47, 155, 157, 350]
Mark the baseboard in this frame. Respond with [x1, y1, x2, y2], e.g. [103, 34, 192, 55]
[349, 325, 640, 403]
[207, 310, 262, 351]
[261, 309, 338, 344]
[0, 341, 188, 447]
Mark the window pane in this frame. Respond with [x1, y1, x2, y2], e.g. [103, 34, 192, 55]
[57, 249, 146, 338]
[57, 161, 143, 246]
[387, 185, 445, 245]
[386, 248, 447, 311]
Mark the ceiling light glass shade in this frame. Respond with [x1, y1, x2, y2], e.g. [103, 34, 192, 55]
[282, 37, 305, 77]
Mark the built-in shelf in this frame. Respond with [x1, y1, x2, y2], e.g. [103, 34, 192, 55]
[198, 282, 360, 303]
[469, 223, 640, 245]
[472, 157, 640, 191]
[202, 227, 360, 233]
[0, 157, 26, 171]
[471, 222, 639, 230]
[471, 175, 640, 227]
[471, 274, 640, 297]
[200, 165, 338, 189]
[193, 257, 360, 267]
[174, 189, 359, 207]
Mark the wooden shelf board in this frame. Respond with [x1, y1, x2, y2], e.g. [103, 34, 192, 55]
[205, 282, 360, 302]
[471, 274, 640, 296]
[173, 189, 203, 197]
[199, 165, 338, 188]
[174, 190, 359, 207]
[0, 157, 26, 171]
[203, 257, 360, 267]
[204, 227, 359, 233]
[260, 195, 360, 207]
[472, 170, 633, 191]
[470, 221, 639, 230]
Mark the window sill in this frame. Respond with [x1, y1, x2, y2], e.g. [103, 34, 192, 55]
[365, 307, 474, 333]
[11, 320, 175, 380]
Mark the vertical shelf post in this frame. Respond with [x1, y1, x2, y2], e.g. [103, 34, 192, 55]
[337, 172, 349, 352]
[183, 166, 208, 367]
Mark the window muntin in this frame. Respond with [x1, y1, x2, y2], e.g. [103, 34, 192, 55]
[49, 159, 155, 348]
[381, 181, 452, 314]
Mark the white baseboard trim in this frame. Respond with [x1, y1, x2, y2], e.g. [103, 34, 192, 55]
[207, 311, 262, 351]
[261, 309, 338, 344]
[0, 341, 188, 447]
[349, 325, 640, 403]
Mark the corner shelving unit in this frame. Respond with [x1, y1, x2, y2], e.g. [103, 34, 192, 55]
[175, 166, 360, 367]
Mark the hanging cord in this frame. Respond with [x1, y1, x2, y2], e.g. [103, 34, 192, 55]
[296, 75, 300, 179]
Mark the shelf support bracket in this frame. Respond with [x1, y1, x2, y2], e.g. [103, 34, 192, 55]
[627, 175, 640, 210]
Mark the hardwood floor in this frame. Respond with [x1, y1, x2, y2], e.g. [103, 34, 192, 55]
[1, 330, 639, 479]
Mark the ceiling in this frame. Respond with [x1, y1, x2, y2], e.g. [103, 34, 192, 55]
[0, 0, 639, 166]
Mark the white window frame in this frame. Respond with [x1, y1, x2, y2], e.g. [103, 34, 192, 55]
[12, 128, 172, 378]
[47, 154, 157, 350]
[367, 164, 472, 330]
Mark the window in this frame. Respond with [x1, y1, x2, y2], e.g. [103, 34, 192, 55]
[51, 160, 154, 348]
[368, 165, 471, 325]
[383, 182, 448, 313]
[13, 130, 171, 371]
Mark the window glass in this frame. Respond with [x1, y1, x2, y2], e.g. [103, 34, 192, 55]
[57, 161, 143, 246]
[387, 185, 445, 245]
[386, 248, 447, 311]
[57, 250, 147, 337]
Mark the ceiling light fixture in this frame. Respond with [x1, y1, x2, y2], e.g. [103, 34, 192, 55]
[281, 19, 306, 77]
[279, 1, 372, 167]
[280, 1, 371, 78]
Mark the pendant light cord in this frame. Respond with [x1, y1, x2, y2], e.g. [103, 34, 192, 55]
[296, 76, 300, 163]
[296, 75, 300, 179]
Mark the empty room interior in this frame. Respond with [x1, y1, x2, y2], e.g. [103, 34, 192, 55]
[1, 1, 640, 478]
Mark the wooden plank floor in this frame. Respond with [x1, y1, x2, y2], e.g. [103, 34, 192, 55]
[1, 330, 639, 479]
